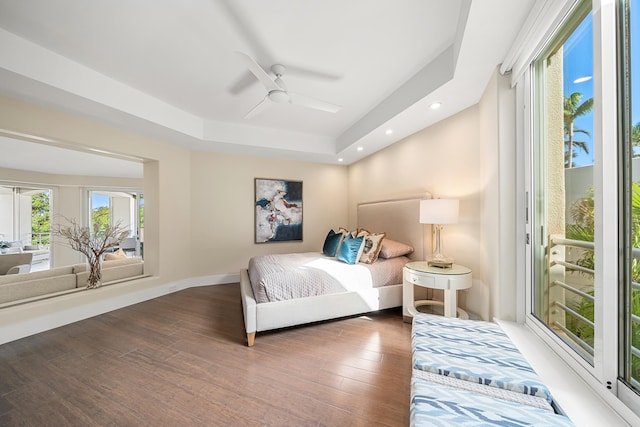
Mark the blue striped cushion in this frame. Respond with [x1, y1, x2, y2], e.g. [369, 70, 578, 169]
[411, 377, 574, 426]
[412, 313, 553, 402]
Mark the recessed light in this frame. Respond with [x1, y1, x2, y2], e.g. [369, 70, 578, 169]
[573, 76, 592, 84]
[357, 146, 363, 152]
[385, 129, 393, 135]
[430, 102, 442, 110]
[338, 158, 344, 162]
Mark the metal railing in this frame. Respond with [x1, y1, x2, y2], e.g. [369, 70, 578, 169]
[30, 232, 51, 246]
[549, 235, 640, 384]
[549, 235, 596, 359]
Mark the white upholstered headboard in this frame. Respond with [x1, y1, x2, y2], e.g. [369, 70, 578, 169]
[357, 193, 431, 261]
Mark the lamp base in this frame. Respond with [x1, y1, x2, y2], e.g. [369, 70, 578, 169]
[427, 256, 454, 269]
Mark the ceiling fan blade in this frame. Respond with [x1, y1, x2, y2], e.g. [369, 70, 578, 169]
[244, 96, 269, 119]
[235, 52, 281, 92]
[289, 92, 342, 113]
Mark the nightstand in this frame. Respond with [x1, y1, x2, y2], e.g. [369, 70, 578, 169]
[402, 261, 472, 322]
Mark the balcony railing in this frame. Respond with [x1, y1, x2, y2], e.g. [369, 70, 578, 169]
[549, 235, 640, 389]
[29, 232, 51, 246]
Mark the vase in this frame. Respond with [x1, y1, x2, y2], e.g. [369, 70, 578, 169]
[86, 256, 103, 289]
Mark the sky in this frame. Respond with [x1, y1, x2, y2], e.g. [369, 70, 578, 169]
[92, 193, 109, 209]
[562, 4, 640, 167]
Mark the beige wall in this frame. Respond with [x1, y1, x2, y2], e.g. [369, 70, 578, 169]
[347, 69, 517, 321]
[348, 105, 487, 318]
[189, 151, 348, 277]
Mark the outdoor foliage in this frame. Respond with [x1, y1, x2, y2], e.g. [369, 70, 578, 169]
[31, 192, 50, 245]
[565, 183, 640, 378]
[24, 192, 111, 245]
[91, 206, 111, 235]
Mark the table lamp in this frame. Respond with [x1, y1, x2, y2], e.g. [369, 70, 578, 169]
[419, 198, 459, 268]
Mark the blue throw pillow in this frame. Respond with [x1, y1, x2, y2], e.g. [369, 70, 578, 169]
[337, 233, 364, 264]
[322, 229, 344, 257]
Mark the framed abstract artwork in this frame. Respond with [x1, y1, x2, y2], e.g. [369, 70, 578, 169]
[254, 178, 303, 243]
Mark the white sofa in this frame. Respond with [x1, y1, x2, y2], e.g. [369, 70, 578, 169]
[0, 257, 144, 306]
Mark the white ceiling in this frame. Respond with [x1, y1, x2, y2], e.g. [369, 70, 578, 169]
[0, 0, 534, 176]
[0, 136, 143, 178]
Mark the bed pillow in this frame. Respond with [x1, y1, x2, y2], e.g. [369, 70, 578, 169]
[378, 239, 414, 259]
[337, 233, 365, 264]
[322, 229, 345, 257]
[340, 227, 360, 238]
[357, 228, 370, 237]
[359, 232, 386, 264]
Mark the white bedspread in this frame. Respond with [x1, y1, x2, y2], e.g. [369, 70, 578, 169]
[248, 252, 408, 303]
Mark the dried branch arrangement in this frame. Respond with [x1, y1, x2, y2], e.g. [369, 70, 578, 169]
[53, 217, 130, 288]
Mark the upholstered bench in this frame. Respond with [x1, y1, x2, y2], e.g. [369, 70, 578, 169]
[411, 375, 574, 426]
[410, 313, 574, 426]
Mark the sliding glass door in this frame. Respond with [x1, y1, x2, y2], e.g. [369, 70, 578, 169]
[620, 0, 640, 397]
[529, 0, 640, 415]
[0, 184, 51, 268]
[532, 2, 596, 364]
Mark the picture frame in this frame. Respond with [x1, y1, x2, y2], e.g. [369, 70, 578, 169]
[254, 178, 303, 243]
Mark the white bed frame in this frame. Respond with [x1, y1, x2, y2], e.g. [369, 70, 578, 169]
[240, 193, 430, 346]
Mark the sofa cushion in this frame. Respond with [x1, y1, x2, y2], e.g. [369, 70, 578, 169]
[0, 265, 72, 285]
[72, 256, 143, 273]
[104, 248, 126, 261]
[75, 257, 144, 288]
[0, 269, 77, 304]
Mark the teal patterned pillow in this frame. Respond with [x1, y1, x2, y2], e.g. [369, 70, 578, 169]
[337, 233, 365, 264]
[322, 229, 344, 257]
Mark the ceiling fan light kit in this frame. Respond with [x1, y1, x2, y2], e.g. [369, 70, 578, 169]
[268, 89, 290, 104]
[236, 52, 341, 118]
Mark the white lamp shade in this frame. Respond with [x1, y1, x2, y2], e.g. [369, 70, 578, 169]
[419, 199, 459, 225]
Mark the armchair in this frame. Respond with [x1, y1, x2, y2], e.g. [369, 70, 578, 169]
[0, 253, 33, 275]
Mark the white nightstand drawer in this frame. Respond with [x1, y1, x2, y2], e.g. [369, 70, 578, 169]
[406, 271, 435, 287]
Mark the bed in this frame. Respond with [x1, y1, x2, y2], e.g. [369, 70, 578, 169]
[240, 193, 429, 346]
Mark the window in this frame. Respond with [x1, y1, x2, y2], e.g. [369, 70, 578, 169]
[0, 184, 51, 268]
[532, 3, 595, 364]
[620, 0, 640, 395]
[529, 0, 640, 416]
[88, 189, 143, 257]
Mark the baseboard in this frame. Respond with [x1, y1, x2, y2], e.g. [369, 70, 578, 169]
[0, 272, 240, 345]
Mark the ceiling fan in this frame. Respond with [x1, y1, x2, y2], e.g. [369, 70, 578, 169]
[236, 52, 342, 119]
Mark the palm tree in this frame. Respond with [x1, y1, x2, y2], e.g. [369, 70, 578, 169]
[564, 92, 594, 168]
[633, 122, 640, 157]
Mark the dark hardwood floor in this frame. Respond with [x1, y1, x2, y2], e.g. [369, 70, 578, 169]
[0, 284, 412, 426]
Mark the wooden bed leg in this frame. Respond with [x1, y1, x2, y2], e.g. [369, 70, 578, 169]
[247, 332, 255, 347]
